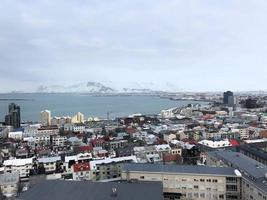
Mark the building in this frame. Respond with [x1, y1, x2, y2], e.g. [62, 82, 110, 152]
[122, 163, 241, 200]
[90, 156, 137, 181]
[64, 123, 85, 133]
[72, 162, 91, 181]
[71, 112, 84, 124]
[3, 158, 33, 181]
[38, 156, 61, 174]
[239, 141, 267, 165]
[5, 103, 21, 128]
[0, 172, 20, 198]
[41, 110, 51, 126]
[206, 151, 267, 200]
[223, 91, 234, 107]
[8, 130, 23, 140]
[19, 180, 164, 200]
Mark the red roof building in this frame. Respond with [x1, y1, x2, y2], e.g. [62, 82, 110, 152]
[73, 163, 90, 172]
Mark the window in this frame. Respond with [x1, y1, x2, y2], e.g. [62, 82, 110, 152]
[219, 194, 224, 199]
[226, 185, 237, 192]
[212, 179, 218, 183]
[200, 193, 205, 198]
[140, 176, 144, 179]
[194, 185, 199, 189]
[200, 179, 205, 182]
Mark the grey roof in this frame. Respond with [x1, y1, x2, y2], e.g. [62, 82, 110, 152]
[38, 156, 61, 163]
[208, 151, 267, 194]
[209, 151, 267, 179]
[122, 163, 238, 177]
[19, 180, 163, 200]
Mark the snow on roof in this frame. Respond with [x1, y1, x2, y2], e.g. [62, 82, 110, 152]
[198, 139, 232, 148]
[170, 140, 195, 150]
[155, 144, 171, 151]
[38, 156, 61, 163]
[89, 156, 137, 169]
[244, 138, 267, 144]
[3, 158, 33, 166]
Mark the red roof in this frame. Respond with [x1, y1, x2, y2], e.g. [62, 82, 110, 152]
[230, 139, 239, 147]
[73, 163, 90, 172]
[79, 145, 93, 152]
[163, 154, 182, 163]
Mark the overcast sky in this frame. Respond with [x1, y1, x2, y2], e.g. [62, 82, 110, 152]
[1, 0, 267, 92]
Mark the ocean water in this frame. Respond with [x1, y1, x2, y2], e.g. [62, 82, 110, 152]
[0, 93, 206, 122]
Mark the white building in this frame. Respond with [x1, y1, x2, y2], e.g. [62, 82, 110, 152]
[71, 112, 84, 123]
[3, 158, 34, 180]
[41, 110, 51, 126]
[8, 131, 23, 140]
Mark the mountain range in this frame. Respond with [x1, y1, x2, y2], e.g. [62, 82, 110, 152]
[36, 82, 171, 94]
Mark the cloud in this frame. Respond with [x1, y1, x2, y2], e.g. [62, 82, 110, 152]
[0, 0, 267, 92]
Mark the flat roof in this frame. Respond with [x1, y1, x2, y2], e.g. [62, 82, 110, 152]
[38, 156, 61, 163]
[122, 163, 238, 177]
[19, 180, 163, 200]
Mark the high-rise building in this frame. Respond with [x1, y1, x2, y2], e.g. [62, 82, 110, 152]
[5, 103, 21, 128]
[223, 91, 234, 107]
[71, 112, 84, 123]
[41, 110, 51, 126]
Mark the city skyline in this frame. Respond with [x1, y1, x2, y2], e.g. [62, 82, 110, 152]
[1, 0, 267, 92]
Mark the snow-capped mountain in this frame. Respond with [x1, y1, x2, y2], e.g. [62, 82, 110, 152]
[36, 81, 181, 93]
[37, 82, 116, 93]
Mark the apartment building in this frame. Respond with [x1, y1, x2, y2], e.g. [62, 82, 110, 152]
[38, 156, 61, 174]
[90, 156, 137, 181]
[3, 158, 33, 181]
[207, 151, 267, 200]
[52, 135, 67, 146]
[121, 163, 241, 200]
[0, 172, 20, 198]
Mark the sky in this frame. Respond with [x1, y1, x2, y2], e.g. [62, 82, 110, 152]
[1, 0, 267, 92]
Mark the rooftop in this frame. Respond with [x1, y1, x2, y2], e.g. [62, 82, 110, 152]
[122, 163, 239, 177]
[208, 151, 267, 193]
[209, 151, 267, 179]
[19, 180, 163, 200]
[38, 156, 61, 163]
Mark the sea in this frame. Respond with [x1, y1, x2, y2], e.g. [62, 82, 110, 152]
[0, 93, 207, 122]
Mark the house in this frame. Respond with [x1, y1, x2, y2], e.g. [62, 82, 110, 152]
[37, 156, 61, 174]
[163, 133, 177, 143]
[72, 162, 90, 181]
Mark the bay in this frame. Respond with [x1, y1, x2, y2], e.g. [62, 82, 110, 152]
[0, 93, 206, 122]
